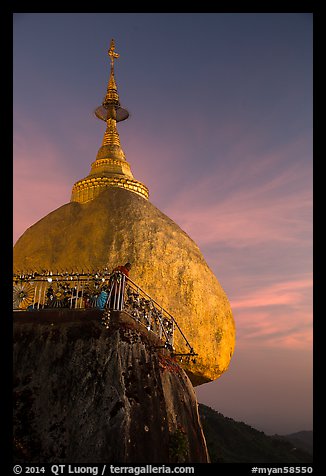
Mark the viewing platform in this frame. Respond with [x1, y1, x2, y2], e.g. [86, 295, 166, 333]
[13, 270, 197, 361]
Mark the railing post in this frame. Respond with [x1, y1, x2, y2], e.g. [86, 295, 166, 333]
[75, 280, 80, 308]
[80, 280, 84, 308]
[120, 273, 126, 310]
[106, 279, 114, 309]
[147, 301, 152, 330]
[37, 282, 42, 310]
[116, 273, 121, 310]
[170, 320, 175, 347]
[42, 282, 47, 309]
[32, 283, 37, 309]
[159, 306, 163, 339]
[112, 274, 117, 310]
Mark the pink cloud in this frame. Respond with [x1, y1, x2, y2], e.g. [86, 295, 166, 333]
[13, 117, 72, 243]
[167, 191, 311, 249]
[163, 138, 312, 249]
[234, 308, 312, 349]
[230, 275, 312, 350]
[231, 276, 312, 309]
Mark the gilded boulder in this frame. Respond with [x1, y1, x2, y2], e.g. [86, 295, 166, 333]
[13, 187, 235, 385]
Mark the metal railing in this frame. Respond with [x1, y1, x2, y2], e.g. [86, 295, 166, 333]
[13, 271, 196, 357]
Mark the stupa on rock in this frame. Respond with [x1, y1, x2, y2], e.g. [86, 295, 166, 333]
[13, 40, 236, 385]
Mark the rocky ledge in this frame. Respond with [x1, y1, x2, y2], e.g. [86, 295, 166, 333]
[13, 309, 210, 463]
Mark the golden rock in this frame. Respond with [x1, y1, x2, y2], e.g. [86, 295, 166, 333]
[13, 187, 235, 385]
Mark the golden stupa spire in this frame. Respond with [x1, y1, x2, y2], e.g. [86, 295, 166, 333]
[104, 39, 120, 106]
[70, 39, 149, 203]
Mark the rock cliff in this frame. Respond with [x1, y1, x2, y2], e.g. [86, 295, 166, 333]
[13, 310, 210, 463]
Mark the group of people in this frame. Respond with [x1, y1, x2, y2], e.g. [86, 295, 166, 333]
[26, 262, 132, 310]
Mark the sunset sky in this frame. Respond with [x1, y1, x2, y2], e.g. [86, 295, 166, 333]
[13, 13, 313, 435]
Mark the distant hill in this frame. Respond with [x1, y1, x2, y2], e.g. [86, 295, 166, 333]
[275, 431, 313, 455]
[198, 404, 313, 463]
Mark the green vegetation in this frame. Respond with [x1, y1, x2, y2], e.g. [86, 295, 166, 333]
[169, 426, 189, 463]
[198, 404, 312, 463]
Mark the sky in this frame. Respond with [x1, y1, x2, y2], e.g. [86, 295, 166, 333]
[13, 13, 313, 436]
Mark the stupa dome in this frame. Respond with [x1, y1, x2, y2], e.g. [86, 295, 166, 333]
[13, 40, 235, 386]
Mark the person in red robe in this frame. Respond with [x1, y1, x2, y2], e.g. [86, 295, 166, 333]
[112, 262, 132, 277]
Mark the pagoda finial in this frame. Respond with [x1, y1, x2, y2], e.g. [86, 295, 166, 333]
[70, 40, 149, 203]
[108, 39, 119, 69]
[94, 39, 129, 122]
[104, 39, 121, 108]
